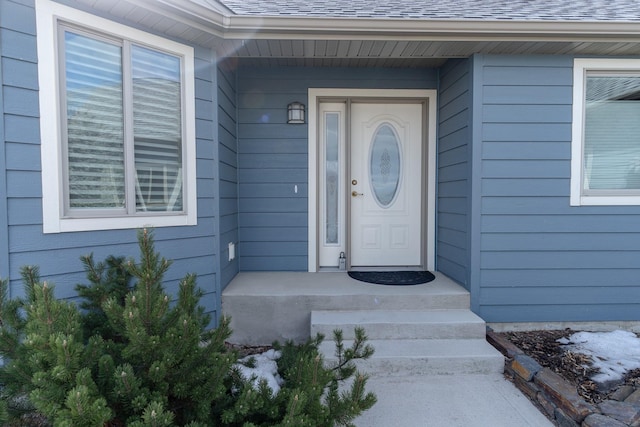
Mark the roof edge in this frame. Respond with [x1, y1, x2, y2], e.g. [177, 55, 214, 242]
[223, 16, 640, 40]
[126, 1, 640, 42]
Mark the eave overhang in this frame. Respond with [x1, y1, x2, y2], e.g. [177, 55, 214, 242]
[63, 0, 640, 59]
[146, 0, 640, 41]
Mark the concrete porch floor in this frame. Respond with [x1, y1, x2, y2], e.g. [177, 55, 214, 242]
[221, 271, 471, 345]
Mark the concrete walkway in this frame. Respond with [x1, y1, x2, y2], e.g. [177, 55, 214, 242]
[355, 373, 553, 426]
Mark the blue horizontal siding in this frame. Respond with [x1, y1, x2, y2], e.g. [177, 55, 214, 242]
[217, 60, 239, 293]
[0, 0, 36, 35]
[237, 62, 437, 271]
[474, 54, 640, 323]
[8, 221, 215, 252]
[4, 115, 40, 143]
[482, 197, 640, 215]
[482, 85, 573, 105]
[240, 183, 308, 197]
[482, 65, 572, 86]
[481, 214, 640, 233]
[238, 138, 308, 154]
[481, 268, 640, 287]
[437, 59, 472, 288]
[3, 86, 38, 116]
[483, 104, 571, 123]
[1, 2, 220, 322]
[482, 178, 568, 197]
[482, 232, 640, 252]
[4, 141, 40, 172]
[240, 212, 308, 227]
[482, 141, 571, 160]
[239, 168, 307, 183]
[481, 304, 640, 323]
[482, 251, 640, 270]
[239, 227, 307, 242]
[1, 27, 37, 62]
[240, 256, 308, 271]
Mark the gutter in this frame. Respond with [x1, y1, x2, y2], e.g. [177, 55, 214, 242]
[223, 17, 640, 41]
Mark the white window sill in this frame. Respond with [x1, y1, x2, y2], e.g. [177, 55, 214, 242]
[44, 214, 197, 234]
[571, 195, 640, 206]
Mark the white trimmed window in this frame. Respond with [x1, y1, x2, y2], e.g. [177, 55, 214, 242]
[571, 59, 640, 206]
[36, 0, 196, 232]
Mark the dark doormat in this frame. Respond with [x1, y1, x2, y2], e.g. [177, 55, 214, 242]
[347, 271, 435, 286]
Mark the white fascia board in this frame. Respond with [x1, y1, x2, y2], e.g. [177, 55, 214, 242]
[222, 17, 640, 41]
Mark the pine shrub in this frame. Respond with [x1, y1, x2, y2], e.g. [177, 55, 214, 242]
[0, 229, 376, 426]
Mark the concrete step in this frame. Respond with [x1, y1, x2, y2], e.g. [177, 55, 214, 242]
[222, 272, 473, 345]
[311, 309, 487, 340]
[319, 338, 505, 376]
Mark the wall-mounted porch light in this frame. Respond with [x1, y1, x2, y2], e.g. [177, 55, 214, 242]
[287, 101, 306, 124]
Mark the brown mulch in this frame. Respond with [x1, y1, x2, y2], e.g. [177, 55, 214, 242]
[498, 329, 640, 405]
[225, 342, 273, 357]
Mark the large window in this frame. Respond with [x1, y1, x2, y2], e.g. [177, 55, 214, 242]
[571, 59, 640, 206]
[37, 0, 196, 232]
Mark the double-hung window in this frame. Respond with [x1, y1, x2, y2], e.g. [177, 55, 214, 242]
[37, 0, 196, 232]
[571, 59, 640, 206]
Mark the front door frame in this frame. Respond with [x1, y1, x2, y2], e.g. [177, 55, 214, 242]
[308, 88, 437, 272]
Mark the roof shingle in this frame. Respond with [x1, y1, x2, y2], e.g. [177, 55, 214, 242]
[215, 0, 640, 21]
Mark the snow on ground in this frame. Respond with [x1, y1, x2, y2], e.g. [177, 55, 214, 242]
[235, 349, 284, 394]
[558, 330, 640, 384]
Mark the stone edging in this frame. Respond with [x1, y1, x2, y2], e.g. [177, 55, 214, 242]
[487, 328, 640, 427]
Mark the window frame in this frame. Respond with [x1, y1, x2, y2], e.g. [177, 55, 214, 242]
[571, 58, 640, 206]
[36, 0, 197, 233]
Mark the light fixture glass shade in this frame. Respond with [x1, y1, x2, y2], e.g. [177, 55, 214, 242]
[287, 101, 305, 124]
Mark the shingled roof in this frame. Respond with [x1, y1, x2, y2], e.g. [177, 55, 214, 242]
[216, 0, 640, 21]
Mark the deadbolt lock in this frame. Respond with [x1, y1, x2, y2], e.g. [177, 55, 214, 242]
[352, 179, 357, 185]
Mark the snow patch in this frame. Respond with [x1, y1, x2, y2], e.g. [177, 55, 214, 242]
[235, 349, 284, 395]
[558, 330, 640, 384]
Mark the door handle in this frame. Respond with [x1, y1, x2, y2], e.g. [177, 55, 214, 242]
[352, 191, 364, 197]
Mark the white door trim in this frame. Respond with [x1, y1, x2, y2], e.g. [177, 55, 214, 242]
[308, 88, 437, 272]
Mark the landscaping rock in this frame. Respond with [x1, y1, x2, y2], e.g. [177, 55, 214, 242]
[611, 385, 636, 402]
[512, 374, 541, 400]
[554, 407, 580, 427]
[595, 378, 625, 393]
[626, 389, 640, 405]
[486, 329, 523, 358]
[599, 400, 640, 426]
[583, 413, 628, 427]
[537, 390, 556, 417]
[534, 368, 597, 422]
[511, 354, 542, 381]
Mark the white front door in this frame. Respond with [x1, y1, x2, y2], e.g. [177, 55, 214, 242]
[350, 103, 423, 268]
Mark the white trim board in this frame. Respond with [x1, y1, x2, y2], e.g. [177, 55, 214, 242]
[308, 88, 437, 272]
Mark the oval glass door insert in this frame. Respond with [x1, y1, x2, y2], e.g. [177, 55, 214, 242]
[369, 123, 401, 207]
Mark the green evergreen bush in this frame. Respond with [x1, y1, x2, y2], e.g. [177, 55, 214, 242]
[0, 229, 376, 426]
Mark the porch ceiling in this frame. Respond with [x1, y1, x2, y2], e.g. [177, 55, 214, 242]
[66, 0, 640, 63]
[217, 39, 640, 64]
